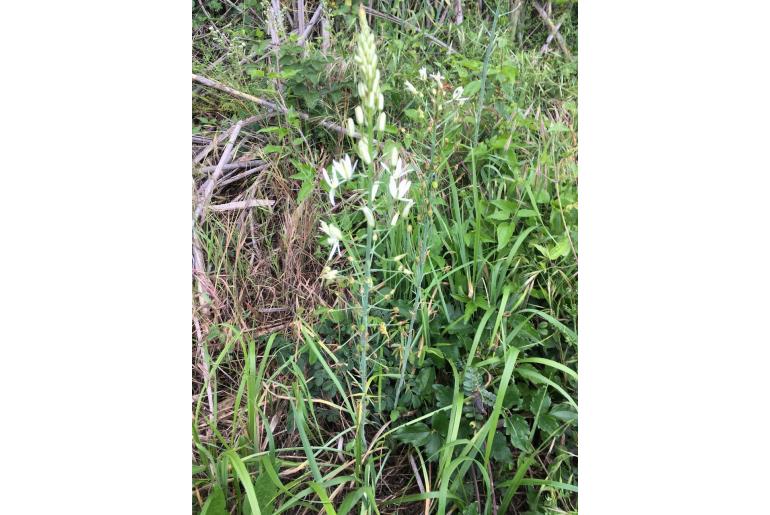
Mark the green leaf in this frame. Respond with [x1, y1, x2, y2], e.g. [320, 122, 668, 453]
[497, 222, 515, 251]
[253, 473, 277, 514]
[538, 413, 560, 436]
[296, 179, 314, 203]
[404, 108, 420, 120]
[200, 484, 227, 515]
[548, 236, 571, 260]
[464, 80, 482, 96]
[506, 415, 530, 452]
[262, 145, 283, 155]
[433, 385, 453, 407]
[491, 432, 513, 464]
[551, 405, 578, 422]
[431, 410, 450, 435]
[394, 422, 431, 446]
[489, 209, 510, 221]
[425, 432, 443, 459]
[416, 367, 435, 395]
[224, 451, 262, 515]
[530, 386, 552, 415]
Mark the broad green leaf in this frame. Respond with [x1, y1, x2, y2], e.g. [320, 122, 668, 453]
[394, 422, 431, 446]
[200, 484, 227, 515]
[506, 414, 530, 452]
[464, 80, 482, 96]
[497, 222, 515, 251]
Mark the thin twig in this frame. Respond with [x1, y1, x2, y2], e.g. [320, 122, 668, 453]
[209, 199, 275, 211]
[217, 164, 270, 189]
[454, 0, 463, 25]
[408, 454, 425, 494]
[362, 6, 457, 55]
[193, 114, 274, 165]
[192, 73, 356, 138]
[321, 8, 330, 54]
[540, 19, 564, 55]
[197, 159, 265, 174]
[234, 3, 325, 67]
[533, 1, 571, 58]
[195, 120, 244, 221]
[193, 316, 214, 415]
[297, 0, 306, 38]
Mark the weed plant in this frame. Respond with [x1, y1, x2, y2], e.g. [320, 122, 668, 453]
[193, 1, 577, 514]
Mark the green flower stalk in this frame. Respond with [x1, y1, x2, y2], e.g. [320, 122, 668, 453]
[317, 6, 415, 474]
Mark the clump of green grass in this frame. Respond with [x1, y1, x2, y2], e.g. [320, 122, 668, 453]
[193, 1, 577, 514]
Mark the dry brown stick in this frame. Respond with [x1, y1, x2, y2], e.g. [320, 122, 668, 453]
[203, 2, 323, 74]
[198, 159, 265, 174]
[454, 0, 463, 25]
[362, 6, 457, 54]
[532, 1, 571, 58]
[217, 164, 270, 189]
[540, 17, 564, 55]
[193, 113, 275, 165]
[193, 316, 214, 415]
[297, 0, 306, 37]
[242, 2, 324, 65]
[192, 73, 356, 138]
[321, 8, 330, 54]
[209, 199, 275, 211]
[195, 120, 244, 221]
[408, 453, 425, 494]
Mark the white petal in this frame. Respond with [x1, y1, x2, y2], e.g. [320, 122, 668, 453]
[388, 175, 398, 198]
[361, 206, 375, 227]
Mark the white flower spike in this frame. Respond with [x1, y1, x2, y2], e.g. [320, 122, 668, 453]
[388, 175, 411, 202]
[319, 221, 343, 260]
[333, 155, 356, 181]
[320, 266, 340, 282]
[452, 86, 468, 105]
[404, 80, 418, 96]
[358, 138, 372, 165]
[430, 72, 444, 86]
[322, 168, 341, 206]
[419, 67, 427, 81]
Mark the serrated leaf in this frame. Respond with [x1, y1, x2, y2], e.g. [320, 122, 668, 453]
[550, 405, 577, 422]
[537, 413, 560, 436]
[491, 432, 513, 464]
[530, 386, 552, 415]
[506, 414, 530, 452]
[433, 384, 452, 408]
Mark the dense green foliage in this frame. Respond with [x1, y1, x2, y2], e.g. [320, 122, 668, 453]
[193, 1, 577, 513]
